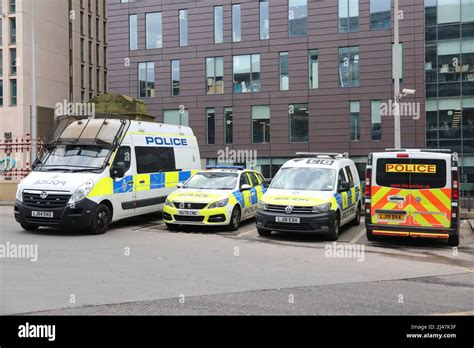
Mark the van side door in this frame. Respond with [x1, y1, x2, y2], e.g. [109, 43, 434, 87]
[110, 146, 135, 219]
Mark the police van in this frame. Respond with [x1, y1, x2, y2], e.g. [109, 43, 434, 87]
[365, 149, 460, 246]
[256, 153, 362, 240]
[14, 115, 201, 234]
[163, 166, 266, 231]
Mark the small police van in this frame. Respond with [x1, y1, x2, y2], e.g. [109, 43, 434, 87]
[163, 166, 266, 231]
[14, 115, 201, 234]
[365, 149, 460, 246]
[256, 153, 361, 240]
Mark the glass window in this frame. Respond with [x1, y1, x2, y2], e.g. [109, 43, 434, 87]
[438, 0, 460, 24]
[10, 49, 16, 76]
[260, 0, 269, 40]
[171, 60, 180, 96]
[206, 108, 215, 145]
[233, 54, 261, 93]
[185, 172, 238, 190]
[206, 57, 224, 95]
[462, 0, 474, 22]
[112, 146, 131, 172]
[339, 0, 359, 32]
[279, 52, 289, 91]
[289, 0, 307, 37]
[370, 0, 391, 30]
[339, 46, 360, 87]
[163, 109, 189, 126]
[371, 100, 382, 140]
[271, 167, 336, 191]
[179, 10, 188, 47]
[9, 18, 16, 44]
[0, 81, 3, 106]
[135, 147, 176, 174]
[146, 12, 162, 49]
[309, 49, 319, 89]
[247, 172, 260, 186]
[290, 104, 309, 143]
[350, 101, 360, 141]
[0, 19, 2, 44]
[10, 79, 17, 106]
[392, 43, 403, 80]
[239, 172, 251, 188]
[214, 6, 223, 44]
[138, 62, 155, 98]
[252, 105, 270, 144]
[232, 4, 241, 42]
[463, 107, 474, 140]
[224, 107, 233, 144]
[129, 14, 137, 50]
[9, 0, 15, 13]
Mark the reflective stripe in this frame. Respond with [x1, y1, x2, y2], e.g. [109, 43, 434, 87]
[88, 177, 114, 197]
[165, 172, 179, 188]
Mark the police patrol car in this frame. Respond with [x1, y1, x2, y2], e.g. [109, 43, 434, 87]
[14, 115, 201, 234]
[365, 149, 460, 246]
[256, 153, 361, 240]
[163, 166, 266, 231]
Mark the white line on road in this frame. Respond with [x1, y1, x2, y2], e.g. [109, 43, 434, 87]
[236, 228, 257, 237]
[350, 228, 366, 244]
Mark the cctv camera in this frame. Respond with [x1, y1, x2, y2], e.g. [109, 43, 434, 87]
[402, 88, 416, 96]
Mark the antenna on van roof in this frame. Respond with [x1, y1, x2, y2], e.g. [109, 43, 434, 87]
[295, 152, 349, 159]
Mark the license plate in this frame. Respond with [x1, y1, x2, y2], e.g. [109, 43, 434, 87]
[275, 216, 300, 223]
[178, 210, 199, 216]
[378, 213, 403, 221]
[32, 211, 53, 218]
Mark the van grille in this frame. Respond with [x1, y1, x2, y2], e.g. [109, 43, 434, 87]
[23, 191, 70, 208]
[267, 204, 313, 214]
[173, 202, 208, 210]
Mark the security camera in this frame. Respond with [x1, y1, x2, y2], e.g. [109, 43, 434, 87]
[402, 88, 416, 96]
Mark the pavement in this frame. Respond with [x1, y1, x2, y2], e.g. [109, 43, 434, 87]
[0, 206, 473, 315]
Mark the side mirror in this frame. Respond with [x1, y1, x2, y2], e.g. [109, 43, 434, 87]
[110, 161, 127, 179]
[339, 181, 350, 192]
[176, 182, 184, 188]
[240, 184, 251, 191]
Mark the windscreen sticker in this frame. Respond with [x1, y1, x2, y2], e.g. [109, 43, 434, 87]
[385, 164, 436, 174]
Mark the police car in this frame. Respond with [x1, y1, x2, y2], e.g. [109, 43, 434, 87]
[256, 153, 362, 240]
[163, 166, 266, 231]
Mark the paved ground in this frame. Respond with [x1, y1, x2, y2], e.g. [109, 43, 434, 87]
[0, 206, 473, 315]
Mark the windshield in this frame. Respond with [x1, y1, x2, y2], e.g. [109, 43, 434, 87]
[34, 144, 110, 172]
[270, 167, 336, 191]
[183, 172, 238, 190]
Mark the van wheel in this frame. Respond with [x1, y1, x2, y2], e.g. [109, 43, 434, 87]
[21, 223, 39, 231]
[366, 228, 378, 241]
[257, 227, 272, 237]
[89, 204, 110, 235]
[228, 206, 241, 231]
[351, 204, 361, 226]
[165, 223, 180, 231]
[447, 231, 460, 247]
[327, 216, 340, 241]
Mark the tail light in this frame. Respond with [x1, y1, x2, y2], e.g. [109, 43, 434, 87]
[452, 170, 459, 200]
[364, 168, 372, 214]
[451, 205, 458, 219]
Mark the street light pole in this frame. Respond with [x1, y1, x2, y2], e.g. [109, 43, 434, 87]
[31, 0, 37, 163]
[393, 0, 401, 149]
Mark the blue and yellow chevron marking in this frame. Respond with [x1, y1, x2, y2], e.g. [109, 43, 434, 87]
[113, 175, 133, 193]
[232, 190, 244, 207]
[250, 187, 258, 205]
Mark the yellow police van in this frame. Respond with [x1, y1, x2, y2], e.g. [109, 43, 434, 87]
[163, 166, 266, 231]
[256, 153, 362, 240]
[14, 115, 201, 234]
[365, 149, 460, 246]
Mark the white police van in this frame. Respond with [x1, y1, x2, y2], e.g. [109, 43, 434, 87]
[256, 153, 361, 240]
[14, 115, 201, 234]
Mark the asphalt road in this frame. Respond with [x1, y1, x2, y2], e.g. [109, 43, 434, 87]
[0, 206, 473, 315]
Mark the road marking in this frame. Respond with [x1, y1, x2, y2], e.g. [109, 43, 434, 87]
[433, 310, 474, 316]
[350, 228, 366, 244]
[236, 228, 257, 237]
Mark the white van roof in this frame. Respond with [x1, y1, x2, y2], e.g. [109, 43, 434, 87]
[283, 153, 354, 170]
[126, 120, 195, 136]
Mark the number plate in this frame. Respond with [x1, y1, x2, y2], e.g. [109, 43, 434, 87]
[275, 216, 300, 223]
[31, 211, 53, 218]
[378, 213, 403, 221]
[178, 210, 199, 216]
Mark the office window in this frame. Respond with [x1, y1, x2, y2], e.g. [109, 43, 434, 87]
[146, 12, 162, 49]
[81, 12, 84, 36]
[290, 104, 309, 143]
[288, 0, 307, 37]
[96, 18, 100, 40]
[260, 0, 269, 40]
[339, 0, 359, 32]
[97, 69, 100, 93]
[461, 0, 474, 23]
[279, 52, 289, 91]
[233, 54, 261, 93]
[10, 49, 16, 75]
[339, 46, 360, 87]
[0, 19, 2, 44]
[392, 43, 403, 80]
[9, 18, 16, 44]
[88, 15, 92, 37]
[89, 41, 92, 62]
[206, 57, 224, 95]
[0, 53, 2, 75]
[0, 81, 3, 106]
[89, 67, 93, 90]
[81, 65, 84, 89]
[163, 109, 189, 126]
[171, 60, 180, 96]
[179, 10, 188, 47]
[232, 4, 241, 42]
[371, 100, 382, 140]
[206, 108, 216, 145]
[10, 79, 17, 106]
[138, 62, 155, 98]
[224, 107, 233, 144]
[370, 0, 391, 30]
[96, 43, 100, 67]
[214, 6, 223, 44]
[135, 147, 176, 174]
[350, 101, 360, 141]
[80, 38, 84, 62]
[309, 49, 319, 89]
[9, 0, 15, 13]
[252, 106, 270, 144]
[129, 14, 137, 50]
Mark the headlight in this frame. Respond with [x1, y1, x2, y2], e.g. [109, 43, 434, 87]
[312, 202, 331, 213]
[258, 201, 268, 210]
[165, 198, 173, 207]
[15, 187, 23, 202]
[208, 198, 229, 209]
[68, 180, 94, 204]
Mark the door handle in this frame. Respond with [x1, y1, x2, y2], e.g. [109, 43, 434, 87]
[139, 180, 145, 184]
[388, 195, 405, 202]
[128, 181, 134, 186]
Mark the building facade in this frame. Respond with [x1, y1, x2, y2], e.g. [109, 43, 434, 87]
[107, 0, 469, 181]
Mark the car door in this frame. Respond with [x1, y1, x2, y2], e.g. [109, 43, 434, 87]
[343, 165, 358, 221]
[110, 146, 135, 219]
[246, 172, 261, 217]
[336, 168, 350, 224]
[238, 173, 253, 218]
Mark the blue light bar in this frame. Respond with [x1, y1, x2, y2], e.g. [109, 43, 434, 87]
[206, 165, 244, 170]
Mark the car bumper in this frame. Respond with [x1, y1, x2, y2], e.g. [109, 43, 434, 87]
[14, 198, 97, 229]
[163, 205, 230, 226]
[365, 221, 459, 239]
[256, 209, 337, 233]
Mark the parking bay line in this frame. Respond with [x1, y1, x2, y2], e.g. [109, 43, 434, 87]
[350, 227, 366, 244]
[236, 228, 257, 237]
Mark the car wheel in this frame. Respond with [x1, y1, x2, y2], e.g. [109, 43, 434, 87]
[351, 204, 361, 226]
[447, 231, 459, 247]
[20, 223, 39, 231]
[327, 216, 340, 241]
[88, 204, 110, 235]
[227, 206, 241, 231]
[257, 227, 272, 237]
[165, 223, 180, 231]
[366, 228, 378, 241]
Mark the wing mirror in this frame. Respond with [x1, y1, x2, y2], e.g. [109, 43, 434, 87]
[110, 161, 127, 179]
[176, 182, 184, 188]
[240, 184, 251, 191]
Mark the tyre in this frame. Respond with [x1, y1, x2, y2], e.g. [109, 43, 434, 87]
[351, 204, 361, 226]
[88, 203, 110, 235]
[366, 228, 378, 241]
[257, 227, 272, 237]
[447, 231, 460, 247]
[227, 206, 241, 231]
[20, 223, 39, 231]
[327, 216, 340, 241]
[165, 223, 180, 231]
